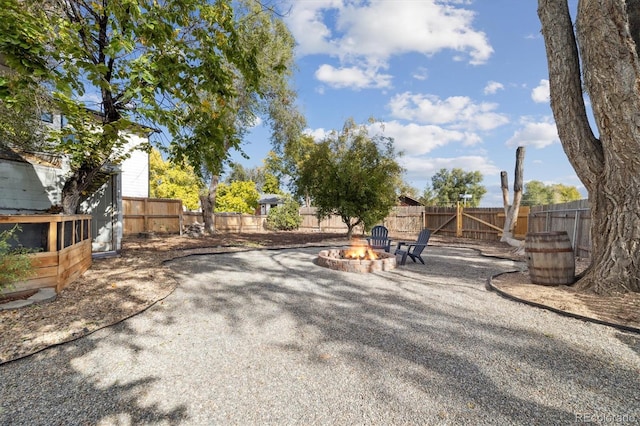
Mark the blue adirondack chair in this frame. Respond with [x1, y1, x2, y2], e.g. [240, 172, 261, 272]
[394, 229, 431, 265]
[366, 225, 392, 252]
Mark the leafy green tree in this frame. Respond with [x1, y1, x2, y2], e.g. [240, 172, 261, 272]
[187, 0, 304, 232]
[521, 180, 582, 206]
[396, 180, 419, 200]
[262, 173, 282, 195]
[295, 119, 403, 238]
[0, 0, 298, 218]
[225, 163, 265, 187]
[0, 75, 55, 151]
[265, 195, 302, 231]
[149, 149, 201, 211]
[419, 187, 438, 206]
[428, 168, 486, 207]
[214, 181, 259, 214]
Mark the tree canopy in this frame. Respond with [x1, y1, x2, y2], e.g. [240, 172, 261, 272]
[0, 0, 299, 217]
[295, 119, 403, 238]
[426, 168, 486, 207]
[521, 180, 582, 206]
[214, 181, 259, 214]
[149, 149, 201, 211]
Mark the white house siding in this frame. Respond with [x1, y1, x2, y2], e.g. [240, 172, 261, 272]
[119, 133, 149, 198]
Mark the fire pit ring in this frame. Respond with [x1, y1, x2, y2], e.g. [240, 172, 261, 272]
[317, 248, 397, 273]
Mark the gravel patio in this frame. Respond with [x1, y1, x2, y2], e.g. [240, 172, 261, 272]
[0, 244, 638, 425]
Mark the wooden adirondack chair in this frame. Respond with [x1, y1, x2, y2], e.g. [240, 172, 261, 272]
[394, 229, 431, 265]
[366, 225, 392, 252]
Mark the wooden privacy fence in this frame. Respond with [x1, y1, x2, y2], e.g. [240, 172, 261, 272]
[123, 197, 183, 234]
[125, 197, 593, 257]
[422, 205, 529, 240]
[124, 198, 268, 234]
[299, 205, 529, 240]
[126, 197, 529, 239]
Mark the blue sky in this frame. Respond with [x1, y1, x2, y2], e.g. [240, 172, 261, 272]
[230, 0, 588, 207]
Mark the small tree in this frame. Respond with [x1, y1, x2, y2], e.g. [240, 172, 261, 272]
[430, 168, 486, 207]
[214, 181, 260, 214]
[265, 195, 302, 231]
[295, 119, 403, 238]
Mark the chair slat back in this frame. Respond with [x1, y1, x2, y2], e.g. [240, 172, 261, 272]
[370, 225, 388, 241]
[412, 229, 431, 256]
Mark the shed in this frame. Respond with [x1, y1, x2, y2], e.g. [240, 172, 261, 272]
[258, 194, 285, 215]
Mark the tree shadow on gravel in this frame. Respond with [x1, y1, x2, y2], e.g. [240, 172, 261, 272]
[0, 321, 189, 425]
[164, 247, 640, 423]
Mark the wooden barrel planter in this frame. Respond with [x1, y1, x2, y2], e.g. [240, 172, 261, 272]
[525, 231, 575, 286]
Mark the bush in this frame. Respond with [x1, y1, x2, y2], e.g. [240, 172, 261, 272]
[0, 225, 35, 293]
[266, 196, 303, 231]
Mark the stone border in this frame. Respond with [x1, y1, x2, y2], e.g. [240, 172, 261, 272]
[317, 249, 397, 273]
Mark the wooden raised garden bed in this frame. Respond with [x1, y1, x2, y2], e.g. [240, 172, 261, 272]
[0, 214, 92, 296]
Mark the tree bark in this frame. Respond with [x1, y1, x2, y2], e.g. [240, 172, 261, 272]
[200, 174, 220, 234]
[500, 171, 509, 216]
[501, 147, 525, 248]
[61, 162, 103, 214]
[538, 0, 640, 294]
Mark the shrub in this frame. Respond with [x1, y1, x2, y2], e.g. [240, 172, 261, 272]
[266, 196, 303, 231]
[0, 225, 35, 294]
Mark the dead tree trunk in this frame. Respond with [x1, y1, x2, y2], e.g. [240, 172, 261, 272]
[501, 147, 525, 248]
[501, 171, 510, 216]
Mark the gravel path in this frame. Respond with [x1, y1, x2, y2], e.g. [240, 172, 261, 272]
[1, 245, 639, 425]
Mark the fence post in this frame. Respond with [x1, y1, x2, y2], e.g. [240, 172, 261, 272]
[572, 209, 580, 255]
[456, 203, 463, 237]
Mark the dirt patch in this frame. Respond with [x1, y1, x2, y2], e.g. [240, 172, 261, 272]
[0, 232, 638, 364]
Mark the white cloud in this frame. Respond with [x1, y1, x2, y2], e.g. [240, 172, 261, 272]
[412, 67, 429, 81]
[368, 120, 476, 156]
[303, 127, 331, 141]
[287, 0, 493, 69]
[506, 117, 559, 148]
[400, 155, 500, 184]
[388, 92, 509, 131]
[484, 81, 504, 95]
[315, 64, 392, 89]
[531, 79, 550, 103]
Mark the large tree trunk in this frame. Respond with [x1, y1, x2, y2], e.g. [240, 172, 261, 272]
[61, 163, 103, 214]
[538, 0, 640, 294]
[200, 174, 220, 234]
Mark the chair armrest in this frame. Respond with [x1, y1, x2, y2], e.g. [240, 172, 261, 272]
[407, 243, 428, 250]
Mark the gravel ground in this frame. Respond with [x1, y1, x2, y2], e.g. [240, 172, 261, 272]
[1, 245, 639, 425]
